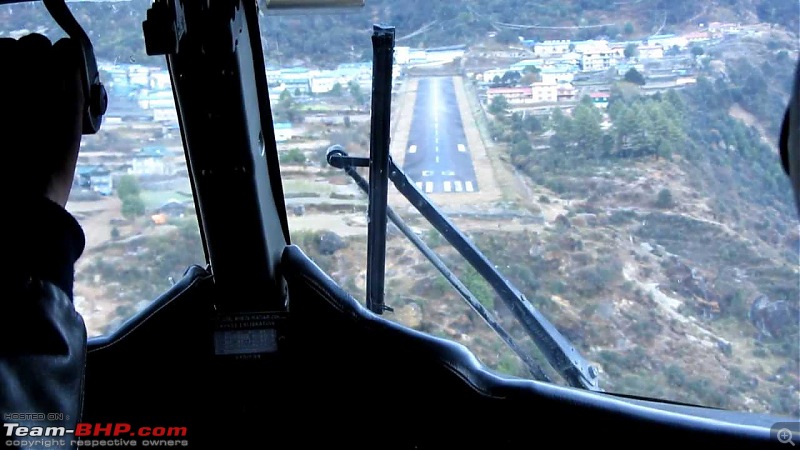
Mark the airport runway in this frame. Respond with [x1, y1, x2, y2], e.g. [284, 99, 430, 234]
[403, 77, 479, 194]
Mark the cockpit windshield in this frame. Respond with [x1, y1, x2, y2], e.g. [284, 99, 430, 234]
[2, 0, 797, 417]
[262, 0, 800, 415]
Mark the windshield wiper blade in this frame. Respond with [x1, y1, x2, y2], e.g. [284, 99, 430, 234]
[327, 146, 552, 382]
[364, 24, 395, 315]
[327, 148, 600, 391]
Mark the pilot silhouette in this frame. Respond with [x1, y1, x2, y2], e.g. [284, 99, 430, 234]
[0, 33, 88, 450]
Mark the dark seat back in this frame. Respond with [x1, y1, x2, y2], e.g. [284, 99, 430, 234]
[83, 265, 215, 424]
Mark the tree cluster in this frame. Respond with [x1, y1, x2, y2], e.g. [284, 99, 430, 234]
[545, 91, 686, 163]
[606, 90, 685, 159]
[681, 74, 793, 212]
[117, 175, 145, 220]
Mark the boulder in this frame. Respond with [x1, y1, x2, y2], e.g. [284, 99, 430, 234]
[316, 230, 347, 255]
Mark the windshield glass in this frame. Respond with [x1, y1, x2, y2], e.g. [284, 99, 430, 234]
[0, 0, 205, 337]
[262, 1, 799, 416]
[2, 0, 796, 418]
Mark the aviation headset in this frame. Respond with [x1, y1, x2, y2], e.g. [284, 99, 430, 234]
[42, 0, 108, 135]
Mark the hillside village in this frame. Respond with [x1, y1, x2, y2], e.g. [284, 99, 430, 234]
[74, 18, 787, 204]
[474, 22, 781, 110]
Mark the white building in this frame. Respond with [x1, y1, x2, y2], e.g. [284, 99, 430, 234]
[395, 46, 410, 64]
[129, 147, 174, 176]
[310, 76, 337, 94]
[530, 82, 558, 103]
[645, 34, 688, 50]
[572, 39, 609, 54]
[487, 87, 533, 105]
[425, 49, 466, 63]
[557, 84, 577, 102]
[638, 45, 664, 59]
[127, 65, 150, 87]
[137, 89, 175, 110]
[684, 31, 711, 44]
[149, 71, 172, 90]
[482, 68, 513, 83]
[407, 49, 427, 64]
[153, 107, 178, 123]
[580, 42, 615, 72]
[540, 67, 575, 84]
[550, 52, 582, 66]
[534, 40, 571, 57]
[708, 22, 741, 35]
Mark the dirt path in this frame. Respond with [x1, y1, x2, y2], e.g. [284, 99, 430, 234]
[287, 213, 368, 238]
[622, 263, 731, 349]
[288, 207, 547, 238]
[388, 78, 418, 209]
[729, 104, 778, 151]
[66, 196, 123, 254]
[390, 77, 417, 169]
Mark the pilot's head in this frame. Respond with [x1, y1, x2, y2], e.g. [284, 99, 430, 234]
[780, 59, 800, 216]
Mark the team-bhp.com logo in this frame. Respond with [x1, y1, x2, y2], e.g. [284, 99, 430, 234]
[4, 422, 189, 447]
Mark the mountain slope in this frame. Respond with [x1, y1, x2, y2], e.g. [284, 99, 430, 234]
[1, 0, 797, 66]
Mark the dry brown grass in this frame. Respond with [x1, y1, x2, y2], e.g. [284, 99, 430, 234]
[67, 195, 123, 254]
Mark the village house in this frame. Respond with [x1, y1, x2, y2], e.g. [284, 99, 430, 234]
[539, 66, 575, 84]
[589, 92, 611, 109]
[530, 82, 558, 103]
[129, 146, 176, 176]
[637, 44, 664, 59]
[580, 41, 615, 72]
[75, 165, 113, 196]
[487, 87, 533, 105]
[557, 84, 577, 102]
[534, 40, 571, 57]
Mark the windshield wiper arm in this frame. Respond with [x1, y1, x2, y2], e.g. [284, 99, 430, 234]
[387, 159, 600, 391]
[328, 146, 552, 382]
[328, 148, 600, 391]
[389, 160, 600, 391]
[331, 22, 599, 391]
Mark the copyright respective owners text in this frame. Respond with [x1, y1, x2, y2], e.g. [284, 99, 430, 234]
[3, 415, 190, 449]
[774, 422, 800, 446]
